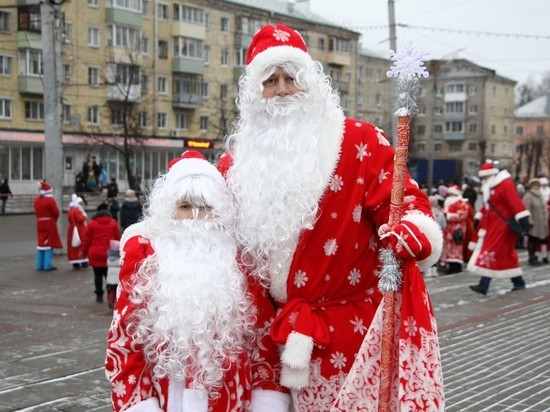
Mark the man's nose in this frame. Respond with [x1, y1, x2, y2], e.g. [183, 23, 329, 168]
[276, 79, 289, 96]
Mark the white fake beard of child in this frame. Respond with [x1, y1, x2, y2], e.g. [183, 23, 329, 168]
[129, 219, 253, 390]
[227, 93, 327, 285]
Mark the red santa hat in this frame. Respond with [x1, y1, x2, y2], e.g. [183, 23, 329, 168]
[478, 162, 499, 178]
[165, 150, 224, 186]
[447, 184, 462, 196]
[246, 24, 311, 79]
[39, 181, 52, 195]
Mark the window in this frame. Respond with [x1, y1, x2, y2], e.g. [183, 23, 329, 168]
[416, 143, 425, 152]
[0, 98, 12, 119]
[537, 126, 544, 136]
[445, 83, 464, 93]
[158, 76, 167, 93]
[417, 106, 426, 116]
[88, 27, 100, 47]
[63, 63, 72, 82]
[176, 112, 190, 129]
[18, 49, 42, 76]
[157, 112, 167, 128]
[158, 40, 168, 58]
[329, 37, 351, 53]
[88, 106, 99, 124]
[469, 104, 477, 114]
[111, 108, 124, 126]
[88, 0, 99, 6]
[504, 125, 508, 136]
[174, 37, 204, 59]
[88, 67, 100, 86]
[25, 101, 44, 120]
[201, 82, 209, 98]
[200, 116, 208, 131]
[64, 21, 72, 43]
[142, 0, 149, 15]
[434, 143, 442, 151]
[221, 49, 229, 66]
[113, 63, 140, 85]
[446, 102, 464, 113]
[468, 142, 477, 150]
[491, 125, 496, 134]
[0, 11, 10, 32]
[141, 36, 149, 54]
[469, 123, 477, 133]
[18, 6, 41, 32]
[62, 104, 71, 124]
[204, 46, 210, 64]
[108, 0, 141, 12]
[220, 84, 228, 100]
[107, 24, 140, 49]
[516, 126, 523, 136]
[157, 3, 168, 20]
[445, 121, 463, 132]
[0, 55, 12, 75]
[417, 125, 425, 134]
[434, 124, 443, 133]
[138, 111, 148, 127]
[235, 48, 246, 66]
[469, 85, 478, 95]
[434, 106, 443, 115]
[318, 38, 325, 51]
[173, 4, 204, 23]
[141, 73, 149, 93]
[221, 17, 230, 32]
[449, 142, 462, 152]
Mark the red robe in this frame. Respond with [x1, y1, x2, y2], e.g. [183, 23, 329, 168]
[467, 170, 530, 278]
[33, 194, 62, 250]
[224, 119, 445, 411]
[105, 235, 253, 412]
[441, 196, 470, 265]
[67, 206, 88, 264]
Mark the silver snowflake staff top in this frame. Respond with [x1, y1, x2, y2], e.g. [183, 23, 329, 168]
[387, 41, 430, 117]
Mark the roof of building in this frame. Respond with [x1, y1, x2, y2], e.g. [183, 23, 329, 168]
[515, 94, 550, 118]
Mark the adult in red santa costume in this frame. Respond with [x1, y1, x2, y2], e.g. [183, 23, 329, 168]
[220, 24, 445, 411]
[441, 185, 471, 274]
[33, 181, 63, 271]
[106, 151, 276, 412]
[67, 194, 89, 269]
[468, 162, 531, 295]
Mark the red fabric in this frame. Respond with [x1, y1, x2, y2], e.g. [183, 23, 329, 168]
[67, 207, 87, 262]
[168, 149, 205, 169]
[105, 235, 252, 411]
[226, 119, 443, 410]
[33, 195, 62, 249]
[246, 24, 307, 64]
[380, 221, 432, 260]
[82, 212, 120, 267]
[441, 197, 470, 264]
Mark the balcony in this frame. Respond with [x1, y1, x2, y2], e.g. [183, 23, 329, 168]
[327, 51, 351, 67]
[105, 7, 142, 29]
[334, 81, 350, 94]
[234, 32, 252, 48]
[172, 57, 205, 75]
[444, 112, 466, 122]
[17, 31, 41, 49]
[233, 66, 245, 82]
[106, 84, 141, 102]
[172, 21, 206, 39]
[18, 76, 43, 95]
[173, 92, 203, 109]
[443, 132, 465, 141]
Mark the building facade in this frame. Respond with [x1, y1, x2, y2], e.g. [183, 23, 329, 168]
[0, 0, 359, 194]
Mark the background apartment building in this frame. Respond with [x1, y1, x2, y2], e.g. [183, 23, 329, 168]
[0, 0, 359, 194]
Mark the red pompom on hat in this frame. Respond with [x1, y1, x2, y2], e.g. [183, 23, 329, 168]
[165, 150, 224, 186]
[246, 24, 311, 78]
[478, 162, 499, 178]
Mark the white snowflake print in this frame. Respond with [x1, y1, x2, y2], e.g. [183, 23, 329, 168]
[324, 238, 338, 256]
[113, 380, 126, 398]
[256, 366, 270, 380]
[352, 204, 362, 223]
[404, 316, 418, 337]
[355, 142, 371, 161]
[479, 250, 496, 267]
[378, 169, 390, 183]
[331, 212, 338, 219]
[356, 177, 365, 185]
[330, 351, 347, 370]
[369, 235, 377, 251]
[142, 376, 150, 385]
[423, 290, 430, 310]
[375, 127, 391, 146]
[324, 274, 331, 282]
[273, 28, 290, 42]
[294, 270, 308, 288]
[329, 174, 344, 192]
[329, 325, 335, 333]
[128, 374, 136, 384]
[348, 268, 361, 285]
[354, 122, 362, 128]
[289, 311, 299, 326]
[350, 315, 368, 335]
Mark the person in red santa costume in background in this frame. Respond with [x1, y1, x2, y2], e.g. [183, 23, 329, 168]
[67, 194, 89, 270]
[219, 23, 445, 411]
[106, 150, 282, 412]
[468, 161, 531, 295]
[34, 180, 63, 271]
[441, 184, 472, 274]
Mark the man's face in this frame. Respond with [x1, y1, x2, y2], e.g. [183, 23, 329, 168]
[262, 68, 301, 98]
[175, 200, 213, 220]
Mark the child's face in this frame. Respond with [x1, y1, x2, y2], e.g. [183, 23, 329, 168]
[175, 200, 213, 221]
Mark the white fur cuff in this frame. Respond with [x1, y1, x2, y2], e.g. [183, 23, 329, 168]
[403, 210, 443, 272]
[281, 331, 314, 369]
[124, 397, 162, 412]
[251, 390, 291, 412]
[280, 364, 310, 389]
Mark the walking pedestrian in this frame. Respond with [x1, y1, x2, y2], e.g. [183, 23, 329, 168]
[441, 185, 471, 274]
[522, 178, 549, 265]
[67, 194, 89, 269]
[220, 23, 444, 410]
[105, 151, 258, 411]
[33, 181, 63, 271]
[82, 203, 120, 303]
[468, 162, 531, 295]
[119, 189, 142, 232]
[0, 173, 13, 214]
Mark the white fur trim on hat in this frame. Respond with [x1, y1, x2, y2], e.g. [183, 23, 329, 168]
[166, 157, 224, 187]
[246, 46, 312, 80]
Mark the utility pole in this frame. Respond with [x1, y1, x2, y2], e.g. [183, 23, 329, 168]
[387, 0, 397, 144]
[41, 1, 64, 214]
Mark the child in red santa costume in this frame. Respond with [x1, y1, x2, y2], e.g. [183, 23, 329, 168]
[220, 23, 445, 411]
[34, 181, 63, 271]
[105, 150, 288, 412]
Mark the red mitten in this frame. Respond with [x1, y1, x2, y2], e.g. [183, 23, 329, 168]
[378, 221, 432, 261]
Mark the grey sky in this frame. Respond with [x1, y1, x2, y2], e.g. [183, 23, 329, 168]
[309, 0, 550, 87]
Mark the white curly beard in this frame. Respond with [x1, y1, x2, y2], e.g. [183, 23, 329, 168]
[227, 94, 326, 297]
[129, 220, 252, 389]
